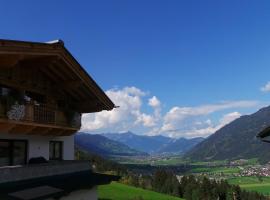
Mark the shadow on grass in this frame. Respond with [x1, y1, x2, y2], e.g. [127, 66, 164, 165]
[98, 199, 112, 200]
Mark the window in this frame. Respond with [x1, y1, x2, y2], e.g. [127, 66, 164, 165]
[13, 141, 28, 165]
[0, 140, 27, 167]
[0, 86, 10, 96]
[49, 141, 63, 160]
[0, 141, 10, 166]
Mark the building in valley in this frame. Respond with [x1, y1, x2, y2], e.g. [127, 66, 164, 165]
[0, 39, 119, 200]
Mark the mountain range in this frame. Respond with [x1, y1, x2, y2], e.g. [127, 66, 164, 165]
[75, 133, 147, 157]
[76, 105, 270, 162]
[157, 137, 205, 154]
[102, 132, 204, 154]
[185, 105, 270, 162]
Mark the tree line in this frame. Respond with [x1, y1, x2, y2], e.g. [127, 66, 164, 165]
[76, 148, 269, 200]
[121, 170, 268, 200]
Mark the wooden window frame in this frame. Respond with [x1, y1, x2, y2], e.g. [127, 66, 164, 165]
[49, 141, 63, 160]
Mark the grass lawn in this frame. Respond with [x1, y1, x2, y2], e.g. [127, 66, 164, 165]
[153, 157, 185, 165]
[191, 166, 240, 174]
[228, 176, 270, 196]
[98, 182, 184, 200]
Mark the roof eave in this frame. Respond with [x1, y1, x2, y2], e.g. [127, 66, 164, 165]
[0, 39, 115, 113]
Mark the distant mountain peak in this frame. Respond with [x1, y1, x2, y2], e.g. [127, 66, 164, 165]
[102, 132, 204, 154]
[75, 132, 148, 157]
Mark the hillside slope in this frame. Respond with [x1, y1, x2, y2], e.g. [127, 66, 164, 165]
[158, 137, 204, 154]
[102, 132, 203, 154]
[75, 133, 147, 157]
[98, 182, 184, 200]
[185, 106, 270, 162]
[102, 132, 171, 153]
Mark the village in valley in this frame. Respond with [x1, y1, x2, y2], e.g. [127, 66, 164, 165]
[2, 1, 270, 200]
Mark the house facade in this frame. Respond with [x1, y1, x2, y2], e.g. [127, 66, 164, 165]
[0, 39, 118, 200]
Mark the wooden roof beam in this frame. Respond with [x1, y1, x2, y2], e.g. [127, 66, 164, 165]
[61, 129, 77, 136]
[9, 125, 35, 134]
[0, 122, 16, 133]
[0, 54, 26, 68]
[61, 80, 83, 88]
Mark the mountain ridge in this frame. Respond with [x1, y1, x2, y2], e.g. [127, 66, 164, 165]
[102, 131, 204, 154]
[184, 105, 270, 162]
[75, 133, 148, 157]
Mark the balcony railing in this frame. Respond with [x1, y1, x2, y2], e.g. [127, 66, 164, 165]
[34, 104, 56, 124]
[0, 102, 81, 129]
[0, 160, 91, 184]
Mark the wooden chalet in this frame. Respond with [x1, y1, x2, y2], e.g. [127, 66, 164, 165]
[0, 39, 118, 200]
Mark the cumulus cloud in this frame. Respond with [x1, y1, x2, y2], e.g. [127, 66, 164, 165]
[163, 101, 257, 121]
[81, 86, 158, 132]
[148, 96, 161, 119]
[219, 111, 241, 126]
[81, 86, 261, 138]
[159, 100, 260, 138]
[148, 96, 161, 108]
[161, 101, 258, 134]
[261, 82, 270, 92]
[135, 113, 156, 127]
[163, 111, 242, 138]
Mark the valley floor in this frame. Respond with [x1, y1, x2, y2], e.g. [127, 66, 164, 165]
[98, 182, 184, 200]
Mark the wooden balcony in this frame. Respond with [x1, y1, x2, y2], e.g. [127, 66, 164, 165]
[0, 160, 120, 200]
[0, 102, 81, 136]
[0, 160, 91, 184]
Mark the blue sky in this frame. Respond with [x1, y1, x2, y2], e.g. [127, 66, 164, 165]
[2, 1, 270, 137]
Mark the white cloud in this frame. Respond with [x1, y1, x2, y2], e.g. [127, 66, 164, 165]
[164, 101, 257, 121]
[81, 86, 158, 132]
[148, 96, 161, 119]
[261, 82, 270, 92]
[123, 86, 146, 96]
[161, 101, 258, 134]
[148, 96, 161, 108]
[219, 111, 241, 126]
[135, 113, 156, 127]
[163, 112, 242, 138]
[81, 86, 261, 138]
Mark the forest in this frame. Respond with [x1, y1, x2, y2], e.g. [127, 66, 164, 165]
[76, 149, 269, 200]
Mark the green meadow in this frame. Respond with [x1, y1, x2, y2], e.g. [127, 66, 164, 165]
[228, 176, 270, 196]
[152, 157, 186, 165]
[98, 182, 184, 200]
[191, 166, 240, 174]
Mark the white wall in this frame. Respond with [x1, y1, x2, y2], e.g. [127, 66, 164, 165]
[45, 187, 98, 200]
[0, 132, 75, 162]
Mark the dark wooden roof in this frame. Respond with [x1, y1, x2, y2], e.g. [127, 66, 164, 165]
[0, 39, 115, 113]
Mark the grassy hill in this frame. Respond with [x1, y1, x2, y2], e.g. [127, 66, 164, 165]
[103, 132, 203, 154]
[102, 132, 172, 154]
[98, 182, 184, 200]
[75, 133, 147, 157]
[228, 176, 270, 196]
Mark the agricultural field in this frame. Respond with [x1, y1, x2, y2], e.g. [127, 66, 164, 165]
[112, 155, 186, 166]
[98, 182, 184, 200]
[190, 160, 229, 166]
[114, 156, 259, 168]
[151, 156, 186, 165]
[228, 176, 270, 196]
[191, 166, 240, 174]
